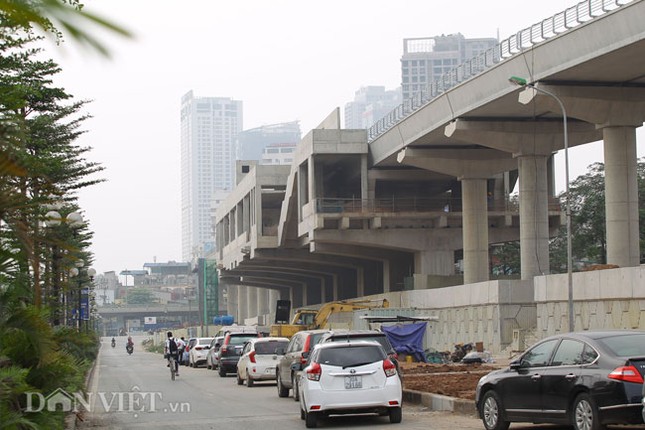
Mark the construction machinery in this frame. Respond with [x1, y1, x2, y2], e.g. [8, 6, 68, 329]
[269, 298, 389, 338]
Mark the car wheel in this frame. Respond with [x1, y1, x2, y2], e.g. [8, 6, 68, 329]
[389, 406, 402, 424]
[305, 410, 318, 428]
[207, 360, 212, 370]
[277, 371, 289, 398]
[480, 390, 509, 430]
[218, 366, 226, 377]
[300, 407, 305, 420]
[292, 373, 300, 401]
[246, 371, 254, 387]
[572, 393, 603, 430]
[236, 371, 244, 385]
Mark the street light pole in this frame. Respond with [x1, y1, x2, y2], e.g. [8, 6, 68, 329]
[509, 76, 574, 332]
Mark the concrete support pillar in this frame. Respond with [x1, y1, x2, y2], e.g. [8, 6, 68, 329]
[297, 164, 307, 222]
[247, 287, 258, 319]
[361, 154, 368, 210]
[269, 289, 280, 309]
[461, 178, 490, 284]
[603, 126, 640, 267]
[332, 274, 339, 301]
[242, 193, 250, 236]
[308, 156, 317, 208]
[256, 288, 269, 316]
[237, 285, 247, 323]
[225, 284, 237, 317]
[368, 178, 377, 201]
[518, 154, 550, 279]
[414, 250, 454, 276]
[357, 268, 365, 297]
[382, 260, 391, 293]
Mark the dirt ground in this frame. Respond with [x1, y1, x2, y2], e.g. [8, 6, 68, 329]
[399, 362, 502, 400]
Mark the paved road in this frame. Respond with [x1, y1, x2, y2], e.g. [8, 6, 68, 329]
[78, 336, 645, 430]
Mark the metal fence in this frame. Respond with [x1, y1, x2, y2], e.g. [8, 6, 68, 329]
[367, 0, 633, 142]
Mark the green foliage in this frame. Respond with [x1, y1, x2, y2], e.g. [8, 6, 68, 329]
[0, 366, 43, 430]
[550, 160, 645, 271]
[142, 338, 164, 354]
[0, 0, 132, 57]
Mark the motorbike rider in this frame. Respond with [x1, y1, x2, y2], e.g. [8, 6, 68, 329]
[111, 337, 116, 347]
[126, 335, 134, 352]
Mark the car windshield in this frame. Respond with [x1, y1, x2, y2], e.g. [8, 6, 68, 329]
[596, 333, 645, 356]
[317, 345, 386, 367]
[255, 340, 288, 354]
[230, 335, 257, 346]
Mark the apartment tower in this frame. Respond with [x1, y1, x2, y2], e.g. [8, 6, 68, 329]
[180, 91, 243, 261]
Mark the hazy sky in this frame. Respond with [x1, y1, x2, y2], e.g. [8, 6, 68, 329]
[45, 0, 644, 275]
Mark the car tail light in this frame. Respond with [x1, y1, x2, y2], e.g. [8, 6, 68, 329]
[195, 346, 203, 350]
[249, 351, 256, 363]
[301, 336, 312, 365]
[383, 359, 397, 377]
[307, 362, 321, 381]
[608, 365, 644, 383]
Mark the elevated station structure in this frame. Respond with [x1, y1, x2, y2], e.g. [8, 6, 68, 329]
[215, 0, 645, 351]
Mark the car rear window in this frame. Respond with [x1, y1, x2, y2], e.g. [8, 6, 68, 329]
[596, 333, 645, 356]
[328, 335, 392, 353]
[255, 340, 288, 354]
[317, 345, 386, 367]
[229, 335, 257, 346]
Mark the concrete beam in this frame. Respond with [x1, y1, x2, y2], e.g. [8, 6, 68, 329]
[397, 147, 517, 178]
[444, 118, 601, 155]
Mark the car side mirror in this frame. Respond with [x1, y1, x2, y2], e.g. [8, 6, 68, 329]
[205, 345, 210, 349]
[290, 363, 301, 371]
[302, 351, 310, 359]
[509, 360, 522, 371]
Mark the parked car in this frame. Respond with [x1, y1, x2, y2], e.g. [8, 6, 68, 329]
[206, 336, 224, 370]
[276, 329, 330, 401]
[217, 331, 260, 376]
[182, 337, 196, 366]
[188, 337, 213, 368]
[236, 337, 289, 387]
[476, 330, 645, 430]
[298, 340, 402, 428]
[320, 330, 400, 376]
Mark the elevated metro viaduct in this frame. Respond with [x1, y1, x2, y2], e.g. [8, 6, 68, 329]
[214, 0, 645, 351]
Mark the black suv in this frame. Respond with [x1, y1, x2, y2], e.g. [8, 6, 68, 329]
[217, 331, 259, 377]
[275, 329, 330, 401]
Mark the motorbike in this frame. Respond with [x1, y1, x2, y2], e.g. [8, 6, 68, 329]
[111, 339, 116, 348]
[126, 343, 134, 355]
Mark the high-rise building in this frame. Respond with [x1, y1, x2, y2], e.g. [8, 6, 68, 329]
[236, 121, 301, 162]
[401, 33, 498, 100]
[180, 91, 243, 261]
[344, 86, 402, 129]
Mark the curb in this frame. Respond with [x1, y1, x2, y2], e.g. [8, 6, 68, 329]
[403, 389, 477, 416]
[65, 346, 100, 430]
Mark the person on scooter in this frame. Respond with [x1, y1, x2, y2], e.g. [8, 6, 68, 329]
[111, 337, 116, 348]
[126, 336, 134, 354]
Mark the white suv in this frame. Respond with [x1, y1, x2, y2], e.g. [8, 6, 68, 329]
[299, 340, 402, 428]
[236, 337, 289, 387]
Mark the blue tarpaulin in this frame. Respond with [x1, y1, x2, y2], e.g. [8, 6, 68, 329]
[382, 322, 427, 362]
